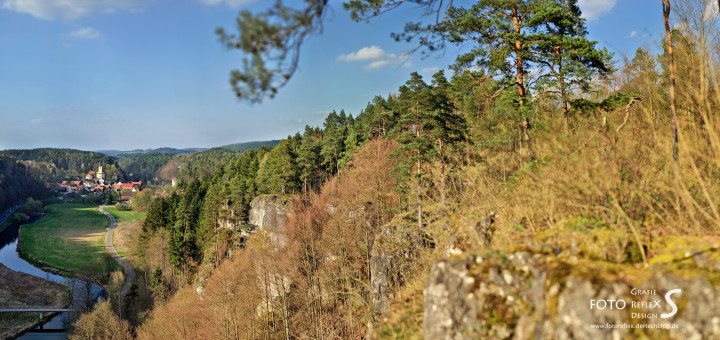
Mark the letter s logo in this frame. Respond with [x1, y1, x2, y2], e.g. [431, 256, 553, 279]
[661, 289, 682, 319]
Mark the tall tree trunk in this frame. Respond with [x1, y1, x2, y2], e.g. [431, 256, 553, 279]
[415, 101, 423, 229]
[562, 99, 569, 132]
[559, 58, 569, 132]
[439, 139, 446, 206]
[513, 9, 534, 160]
[303, 173, 307, 194]
[663, 0, 679, 161]
[417, 153, 423, 229]
[522, 118, 534, 160]
[214, 214, 218, 266]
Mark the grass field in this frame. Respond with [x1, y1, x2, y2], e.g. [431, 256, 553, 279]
[105, 206, 145, 258]
[20, 203, 111, 275]
[104, 206, 145, 221]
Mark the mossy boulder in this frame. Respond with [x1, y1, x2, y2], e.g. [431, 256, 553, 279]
[423, 240, 720, 339]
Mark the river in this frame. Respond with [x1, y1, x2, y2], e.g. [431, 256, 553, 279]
[0, 218, 105, 339]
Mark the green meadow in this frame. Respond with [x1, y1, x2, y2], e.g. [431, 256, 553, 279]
[20, 203, 111, 275]
[104, 206, 145, 221]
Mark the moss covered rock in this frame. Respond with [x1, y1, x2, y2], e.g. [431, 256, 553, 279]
[423, 242, 720, 339]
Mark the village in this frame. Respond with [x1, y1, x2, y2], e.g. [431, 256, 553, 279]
[48, 164, 175, 202]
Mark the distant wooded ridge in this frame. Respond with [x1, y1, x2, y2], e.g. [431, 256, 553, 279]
[93, 140, 281, 157]
[0, 139, 282, 213]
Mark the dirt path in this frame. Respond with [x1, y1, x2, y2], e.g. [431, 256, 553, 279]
[99, 205, 134, 317]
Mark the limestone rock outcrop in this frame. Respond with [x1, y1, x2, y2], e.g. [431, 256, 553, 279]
[370, 222, 427, 317]
[423, 247, 720, 339]
[248, 194, 293, 247]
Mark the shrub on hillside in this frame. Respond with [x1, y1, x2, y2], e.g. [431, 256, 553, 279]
[69, 300, 132, 340]
[114, 203, 131, 211]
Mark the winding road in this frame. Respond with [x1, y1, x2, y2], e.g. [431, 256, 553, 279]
[99, 205, 135, 317]
[0, 205, 21, 227]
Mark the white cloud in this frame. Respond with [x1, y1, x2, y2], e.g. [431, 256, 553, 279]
[577, 0, 618, 21]
[626, 30, 638, 38]
[29, 118, 42, 124]
[1, 0, 153, 20]
[198, 0, 256, 8]
[337, 46, 387, 62]
[337, 46, 413, 71]
[67, 27, 102, 39]
[421, 66, 440, 74]
[365, 59, 394, 70]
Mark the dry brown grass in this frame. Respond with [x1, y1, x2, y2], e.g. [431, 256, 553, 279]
[461, 48, 720, 265]
[112, 219, 143, 261]
[0, 264, 68, 308]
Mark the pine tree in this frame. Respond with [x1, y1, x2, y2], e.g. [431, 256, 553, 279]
[202, 181, 222, 266]
[532, 0, 613, 130]
[339, 126, 360, 169]
[297, 126, 322, 193]
[391, 72, 436, 229]
[442, 0, 542, 159]
[321, 111, 348, 177]
[142, 197, 169, 237]
[428, 70, 468, 205]
[438, 0, 609, 158]
[170, 179, 205, 273]
[257, 138, 299, 195]
[365, 95, 397, 138]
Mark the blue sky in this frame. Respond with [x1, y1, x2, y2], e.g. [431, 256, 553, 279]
[0, 0, 664, 150]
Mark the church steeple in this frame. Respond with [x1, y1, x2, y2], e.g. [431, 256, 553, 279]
[97, 164, 104, 179]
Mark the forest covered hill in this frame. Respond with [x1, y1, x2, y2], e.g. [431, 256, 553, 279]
[220, 140, 280, 153]
[94, 148, 207, 157]
[0, 141, 279, 209]
[94, 140, 280, 158]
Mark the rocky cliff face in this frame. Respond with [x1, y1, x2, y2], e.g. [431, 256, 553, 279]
[249, 194, 293, 247]
[249, 195, 292, 231]
[246, 194, 294, 314]
[370, 223, 425, 317]
[423, 243, 720, 340]
[196, 195, 292, 296]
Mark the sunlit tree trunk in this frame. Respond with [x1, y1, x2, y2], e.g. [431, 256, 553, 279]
[512, 7, 534, 160]
[663, 0, 679, 161]
[416, 101, 423, 229]
[439, 139, 446, 205]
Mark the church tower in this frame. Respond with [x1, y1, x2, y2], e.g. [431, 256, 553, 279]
[97, 165, 105, 179]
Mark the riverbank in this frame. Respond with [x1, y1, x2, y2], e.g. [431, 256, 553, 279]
[0, 263, 70, 339]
